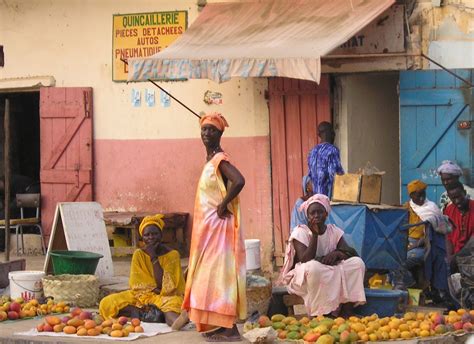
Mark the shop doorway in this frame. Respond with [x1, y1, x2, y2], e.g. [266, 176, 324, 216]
[334, 72, 400, 205]
[0, 92, 41, 251]
[0, 92, 40, 182]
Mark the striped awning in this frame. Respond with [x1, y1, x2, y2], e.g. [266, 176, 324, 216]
[128, 0, 395, 84]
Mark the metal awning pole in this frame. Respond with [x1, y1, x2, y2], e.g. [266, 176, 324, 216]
[121, 58, 201, 119]
[421, 53, 473, 87]
[3, 98, 10, 261]
[147, 79, 201, 119]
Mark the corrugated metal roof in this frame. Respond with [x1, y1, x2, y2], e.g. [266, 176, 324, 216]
[128, 0, 395, 83]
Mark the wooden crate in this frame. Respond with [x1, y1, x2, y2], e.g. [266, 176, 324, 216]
[332, 173, 382, 204]
[360, 174, 383, 204]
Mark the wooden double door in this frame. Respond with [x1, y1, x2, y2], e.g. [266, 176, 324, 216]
[268, 76, 331, 264]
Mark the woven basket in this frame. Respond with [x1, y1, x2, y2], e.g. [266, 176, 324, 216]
[246, 281, 272, 318]
[42, 274, 99, 308]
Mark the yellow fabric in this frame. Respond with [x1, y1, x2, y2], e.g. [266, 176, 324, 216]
[138, 214, 165, 236]
[407, 179, 427, 195]
[99, 249, 184, 319]
[404, 201, 425, 239]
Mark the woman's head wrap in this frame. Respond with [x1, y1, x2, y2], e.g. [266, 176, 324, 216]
[437, 160, 463, 176]
[407, 179, 427, 195]
[299, 194, 331, 215]
[199, 112, 229, 132]
[138, 214, 165, 236]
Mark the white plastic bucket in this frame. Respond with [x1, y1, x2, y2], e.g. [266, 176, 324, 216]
[245, 239, 261, 270]
[8, 271, 45, 301]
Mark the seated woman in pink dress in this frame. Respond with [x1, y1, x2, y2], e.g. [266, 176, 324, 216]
[279, 194, 366, 317]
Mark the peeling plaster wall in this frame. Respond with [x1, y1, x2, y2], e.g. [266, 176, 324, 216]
[409, 0, 474, 69]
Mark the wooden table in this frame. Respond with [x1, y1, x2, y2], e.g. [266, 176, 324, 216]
[103, 211, 189, 257]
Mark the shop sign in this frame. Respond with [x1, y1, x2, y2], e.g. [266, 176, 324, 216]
[329, 5, 405, 55]
[113, 11, 187, 81]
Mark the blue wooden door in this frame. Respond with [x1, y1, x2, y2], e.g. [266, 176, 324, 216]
[400, 69, 473, 204]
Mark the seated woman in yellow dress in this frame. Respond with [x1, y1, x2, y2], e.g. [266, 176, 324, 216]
[99, 214, 186, 327]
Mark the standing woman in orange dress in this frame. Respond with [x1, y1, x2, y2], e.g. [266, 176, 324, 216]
[182, 112, 246, 342]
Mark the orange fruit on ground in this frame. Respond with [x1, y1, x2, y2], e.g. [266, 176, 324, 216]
[416, 312, 426, 321]
[368, 333, 378, 341]
[420, 329, 430, 337]
[399, 324, 409, 332]
[400, 331, 411, 339]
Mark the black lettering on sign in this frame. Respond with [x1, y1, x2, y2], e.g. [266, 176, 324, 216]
[339, 35, 365, 49]
[0, 46, 3, 67]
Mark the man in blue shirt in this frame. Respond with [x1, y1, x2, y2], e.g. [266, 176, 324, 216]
[307, 122, 344, 197]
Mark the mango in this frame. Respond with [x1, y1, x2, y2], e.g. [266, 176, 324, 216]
[135, 325, 144, 333]
[124, 324, 135, 333]
[67, 318, 84, 327]
[45, 316, 61, 326]
[112, 323, 123, 330]
[329, 329, 340, 342]
[63, 326, 77, 334]
[314, 324, 329, 334]
[270, 314, 285, 322]
[420, 329, 430, 337]
[287, 331, 302, 340]
[300, 316, 310, 325]
[84, 319, 96, 330]
[400, 330, 412, 339]
[339, 330, 350, 344]
[287, 324, 300, 332]
[316, 334, 335, 344]
[282, 316, 296, 325]
[87, 328, 100, 336]
[303, 332, 320, 342]
[272, 321, 285, 330]
[309, 320, 320, 328]
[337, 323, 349, 333]
[53, 324, 65, 332]
[348, 331, 358, 342]
[277, 330, 288, 339]
[77, 328, 88, 336]
[102, 327, 112, 335]
[102, 319, 113, 327]
[110, 329, 123, 337]
[258, 315, 272, 327]
[320, 319, 335, 329]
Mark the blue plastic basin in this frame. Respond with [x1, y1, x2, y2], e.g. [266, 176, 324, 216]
[354, 288, 408, 317]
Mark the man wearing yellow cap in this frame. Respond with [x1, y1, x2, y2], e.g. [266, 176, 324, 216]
[99, 214, 185, 327]
[402, 180, 450, 301]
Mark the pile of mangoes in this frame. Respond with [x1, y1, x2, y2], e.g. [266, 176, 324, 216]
[0, 296, 69, 321]
[35, 307, 144, 337]
[243, 309, 474, 343]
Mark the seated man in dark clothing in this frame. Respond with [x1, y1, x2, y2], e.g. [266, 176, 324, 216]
[0, 174, 40, 251]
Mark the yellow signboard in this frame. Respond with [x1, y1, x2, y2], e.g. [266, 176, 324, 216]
[113, 11, 187, 81]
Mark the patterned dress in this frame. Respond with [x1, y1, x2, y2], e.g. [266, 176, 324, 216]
[307, 143, 344, 196]
[182, 152, 246, 331]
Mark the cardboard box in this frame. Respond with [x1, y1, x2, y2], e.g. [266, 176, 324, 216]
[332, 173, 382, 204]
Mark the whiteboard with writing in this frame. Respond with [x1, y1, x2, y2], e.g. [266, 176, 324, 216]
[48, 202, 114, 278]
